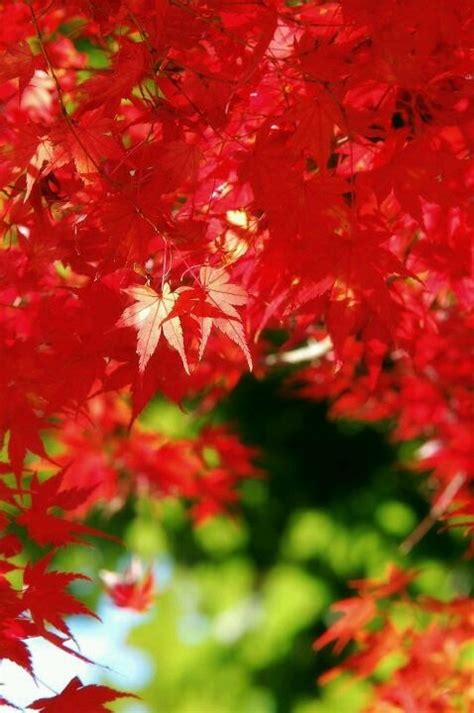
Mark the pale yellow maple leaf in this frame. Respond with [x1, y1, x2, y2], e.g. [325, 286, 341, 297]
[117, 283, 189, 374]
[198, 266, 252, 369]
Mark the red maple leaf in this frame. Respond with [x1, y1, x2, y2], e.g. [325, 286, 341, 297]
[314, 596, 377, 654]
[0, 574, 35, 675]
[101, 560, 155, 612]
[28, 677, 136, 712]
[16, 472, 117, 547]
[22, 553, 97, 638]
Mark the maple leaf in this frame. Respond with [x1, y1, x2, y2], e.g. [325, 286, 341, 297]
[350, 564, 417, 598]
[0, 42, 39, 94]
[314, 596, 377, 654]
[5, 407, 49, 476]
[0, 533, 22, 558]
[0, 574, 35, 675]
[198, 266, 252, 369]
[16, 472, 116, 547]
[22, 553, 97, 638]
[28, 676, 136, 712]
[287, 90, 345, 170]
[145, 140, 203, 195]
[117, 283, 189, 374]
[101, 560, 155, 612]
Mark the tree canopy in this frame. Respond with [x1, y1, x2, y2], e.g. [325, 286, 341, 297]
[0, 0, 472, 711]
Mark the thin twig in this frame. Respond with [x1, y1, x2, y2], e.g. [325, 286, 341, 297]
[400, 472, 466, 553]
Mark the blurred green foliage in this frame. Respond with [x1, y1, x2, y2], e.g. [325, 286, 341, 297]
[79, 374, 467, 713]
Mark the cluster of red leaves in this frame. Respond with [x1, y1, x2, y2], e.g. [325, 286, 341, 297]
[297, 307, 473, 539]
[1, 0, 471, 466]
[0, 484, 135, 709]
[0, 386, 258, 702]
[49, 392, 261, 523]
[315, 565, 474, 712]
[0, 0, 473, 709]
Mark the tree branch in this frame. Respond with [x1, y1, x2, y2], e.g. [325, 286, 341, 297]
[400, 472, 466, 553]
[265, 336, 333, 366]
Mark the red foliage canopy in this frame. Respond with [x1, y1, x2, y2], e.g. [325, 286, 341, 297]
[0, 0, 472, 709]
